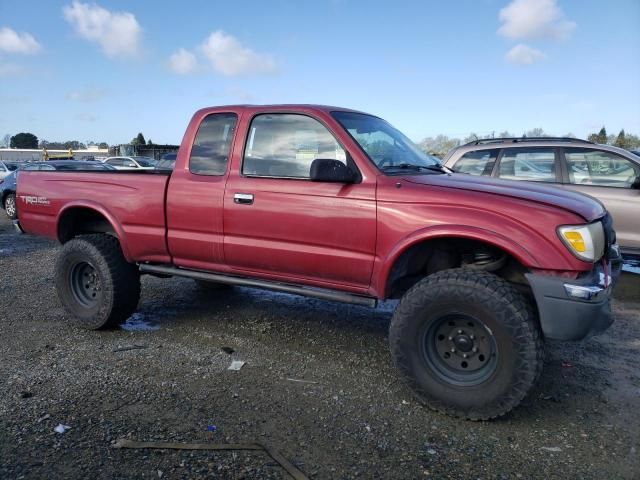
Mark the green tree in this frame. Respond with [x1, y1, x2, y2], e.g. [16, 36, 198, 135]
[624, 133, 640, 149]
[98, 142, 109, 149]
[63, 140, 86, 150]
[613, 129, 628, 148]
[147, 138, 153, 145]
[526, 128, 546, 137]
[596, 127, 607, 144]
[131, 132, 146, 145]
[418, 135, 461, 158]
[10, 132, 38, 149]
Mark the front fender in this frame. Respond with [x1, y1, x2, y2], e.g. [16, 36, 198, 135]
[371, 224, 546, 299]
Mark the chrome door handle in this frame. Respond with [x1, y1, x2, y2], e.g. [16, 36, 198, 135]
[234, 193, 254, 205]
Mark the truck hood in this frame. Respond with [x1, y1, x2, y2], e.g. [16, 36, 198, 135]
[404, 173, 605, 222]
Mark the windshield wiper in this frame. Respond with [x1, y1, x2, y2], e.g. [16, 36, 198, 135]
[381, 163, 449, 174]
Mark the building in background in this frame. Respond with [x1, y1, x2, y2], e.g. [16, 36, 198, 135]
[0, 145, 109, 162]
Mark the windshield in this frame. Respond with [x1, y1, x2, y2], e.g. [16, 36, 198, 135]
[132, 156, 157, 167]
[5, 163, 19, 171]
[331, 111, 440, 172]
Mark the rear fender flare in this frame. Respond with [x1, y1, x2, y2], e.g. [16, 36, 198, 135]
[56, 201, 133, 262]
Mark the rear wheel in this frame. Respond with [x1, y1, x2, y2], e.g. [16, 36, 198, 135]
[389, 268, 544, 420]
[4, 193, 17, 220]
[55, 234, 140, 329]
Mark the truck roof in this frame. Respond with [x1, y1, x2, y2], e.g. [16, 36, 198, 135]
[194, 104, 372, 116]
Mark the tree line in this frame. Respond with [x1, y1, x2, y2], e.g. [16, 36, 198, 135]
[2, 131, 157, 149]
[419, 127, 640, 158]
[1, 132, 109, 150]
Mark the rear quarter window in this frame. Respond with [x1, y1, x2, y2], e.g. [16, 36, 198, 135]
[189, 113, 238, 176]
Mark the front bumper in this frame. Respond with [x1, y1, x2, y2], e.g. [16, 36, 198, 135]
[525, 246, 623, 341]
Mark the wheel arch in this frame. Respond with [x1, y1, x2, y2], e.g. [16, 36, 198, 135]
[1, 189, 15, 206]
[56, 202, 132, 262]
[376, 226, 540, 299]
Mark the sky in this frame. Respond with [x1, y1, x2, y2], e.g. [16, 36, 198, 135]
[0, 0, 639, 146]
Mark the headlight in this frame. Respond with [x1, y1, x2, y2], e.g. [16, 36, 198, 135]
[557, 221, 605, 262]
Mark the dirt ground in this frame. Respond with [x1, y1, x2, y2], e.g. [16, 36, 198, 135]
[1, 214, 639, 479]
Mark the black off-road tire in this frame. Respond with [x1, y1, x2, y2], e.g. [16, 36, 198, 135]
[55, 234, 140, 330]
[389, 268, 544, 420]
[4, 193, 17, 220]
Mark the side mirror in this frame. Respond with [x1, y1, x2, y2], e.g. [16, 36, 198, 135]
[310, 158, 356, 183]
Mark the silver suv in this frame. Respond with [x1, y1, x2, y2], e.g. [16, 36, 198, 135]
[443, 138, 640, 260]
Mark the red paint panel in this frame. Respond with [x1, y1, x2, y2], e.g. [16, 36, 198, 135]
[18, 171, 170, 262]
[223, 177, 377, 287]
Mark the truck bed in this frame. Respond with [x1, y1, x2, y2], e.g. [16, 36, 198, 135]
[17, 170, 171, 263]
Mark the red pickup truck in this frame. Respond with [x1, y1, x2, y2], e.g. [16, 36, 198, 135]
[16, 105, 621, 420]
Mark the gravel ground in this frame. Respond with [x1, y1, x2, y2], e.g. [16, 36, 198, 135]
[1, 214, 639, 479]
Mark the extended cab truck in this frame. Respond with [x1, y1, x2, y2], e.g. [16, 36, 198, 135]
[16, 105, 622, 420]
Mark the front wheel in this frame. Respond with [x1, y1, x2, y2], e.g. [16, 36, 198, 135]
[55, 234, 140, 329]
[389, 268, 544, 420]
[4, 193, 17, 220]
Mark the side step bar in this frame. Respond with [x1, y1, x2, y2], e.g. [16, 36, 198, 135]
[139, 264, 378, 308]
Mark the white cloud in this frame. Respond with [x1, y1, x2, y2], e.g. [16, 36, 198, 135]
[0, 27, 41, 54]
[505, 44, 546, 65]
[62, 1, 141, 58]
[0, 63, 27, 76]
[168, 48, 198, 75]
[498, 0, 576, 40]
[65, 86, 106, 102]
[200, 30, 276, 76]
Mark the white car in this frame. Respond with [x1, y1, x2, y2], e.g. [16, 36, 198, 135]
[102, 156, 158, 170]
[0, 160, 20, 180]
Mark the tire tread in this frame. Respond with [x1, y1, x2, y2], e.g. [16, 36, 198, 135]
[389, 268, 544, 420]
[55, 234, 140, 329]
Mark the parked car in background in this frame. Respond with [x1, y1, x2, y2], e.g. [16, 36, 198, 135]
[1, 161, 115, 219]
[22, 161, 117, 172]
[0, 160, 20, 180]
[103, 156, 158, 170]
[1, 170, 19, 219]
[444, 138, 640, 260]
[156, 152, 177, 171]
